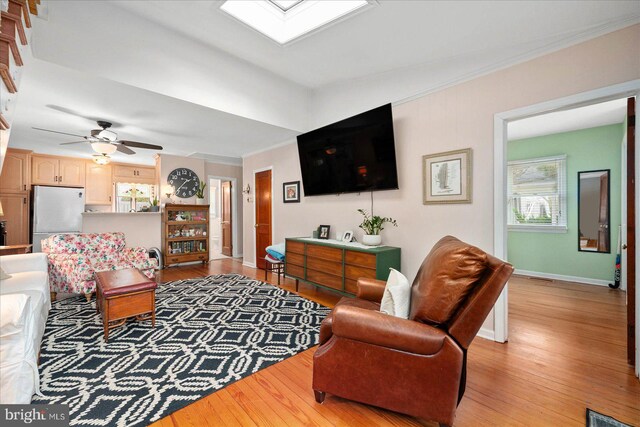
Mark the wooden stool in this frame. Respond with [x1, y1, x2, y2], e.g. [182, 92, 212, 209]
[264, 254, 284, 285]
[95, 268, 157, 342]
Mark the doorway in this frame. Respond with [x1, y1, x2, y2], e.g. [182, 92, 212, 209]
[493, 80, 640, 375]
[254, 168, 272, 270]
[208, 176, 238, 260]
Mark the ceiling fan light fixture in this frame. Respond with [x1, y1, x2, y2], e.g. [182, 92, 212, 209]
[98, 129, 117, 141]
[92, 154, 111, 165]
[92, 142, 117, 155]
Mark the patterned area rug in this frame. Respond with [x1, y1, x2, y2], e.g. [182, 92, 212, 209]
[586, 409, 633, 427]
[34, 274, 331, 427]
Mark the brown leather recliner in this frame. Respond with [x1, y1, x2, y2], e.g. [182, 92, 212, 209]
[313, 236, 514, 427]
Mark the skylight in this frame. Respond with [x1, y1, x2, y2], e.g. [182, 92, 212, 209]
[220, 0, 371, 45]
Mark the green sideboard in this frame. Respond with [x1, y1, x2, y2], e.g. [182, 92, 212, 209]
[285, 237, 401, 296]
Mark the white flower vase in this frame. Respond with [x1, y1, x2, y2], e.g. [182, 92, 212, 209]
[195, 198, 206, 205]
[362, 234, 382, 246]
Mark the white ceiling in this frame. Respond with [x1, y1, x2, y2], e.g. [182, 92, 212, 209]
[10, 60, 296, 165]
[508, 98, 628, 141]
[8, 0, 640, 164]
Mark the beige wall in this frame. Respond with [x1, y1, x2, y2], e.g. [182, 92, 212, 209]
[82, 213, 162, 248]
[243, 24, 640, 334]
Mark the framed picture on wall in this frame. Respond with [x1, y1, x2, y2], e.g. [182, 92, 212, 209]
[283, 181, 300, 203]
[423, 148, 472, 204]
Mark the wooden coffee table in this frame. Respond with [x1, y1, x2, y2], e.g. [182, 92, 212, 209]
[95, 268, 157, 342]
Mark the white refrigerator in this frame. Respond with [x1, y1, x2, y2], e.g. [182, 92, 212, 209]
[32, 186, 85, 252]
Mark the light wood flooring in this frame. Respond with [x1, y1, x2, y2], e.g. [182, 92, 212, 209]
[150, 260, 640, 427]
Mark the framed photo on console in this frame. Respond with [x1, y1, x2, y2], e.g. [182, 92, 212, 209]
[342, 230, 354, 242]
[317, 225, 330, 239]
[283, 181, 300, 203]
[423, 148, 472, 204]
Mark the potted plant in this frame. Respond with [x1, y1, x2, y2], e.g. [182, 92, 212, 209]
[149, 197, 160, 212]
[357, 208, 397, 246]
[195, 181, 207, 205]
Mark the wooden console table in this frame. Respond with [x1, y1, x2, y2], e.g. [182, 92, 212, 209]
[0, 244, 32, 256]
[285, 238, 401, 296]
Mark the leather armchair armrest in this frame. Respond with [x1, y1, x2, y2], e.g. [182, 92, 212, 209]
[356, 277, 386, 302]
[332, 305, 447, 355]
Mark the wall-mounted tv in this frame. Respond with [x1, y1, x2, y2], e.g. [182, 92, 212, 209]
[297, 103, 399, 197]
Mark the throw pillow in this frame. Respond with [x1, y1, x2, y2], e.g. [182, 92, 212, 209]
[0, 266, 11, 281]
[380, 268, 411, 319]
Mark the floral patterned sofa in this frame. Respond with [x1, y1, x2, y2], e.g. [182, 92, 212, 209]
[41, 232, 157, 301]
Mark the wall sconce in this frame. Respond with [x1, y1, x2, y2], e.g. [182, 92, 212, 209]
[242, 184, 251, 195]
[163, 185, 174, 203]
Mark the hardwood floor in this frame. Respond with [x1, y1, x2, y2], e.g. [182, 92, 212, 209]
[150, 261, 640, 427]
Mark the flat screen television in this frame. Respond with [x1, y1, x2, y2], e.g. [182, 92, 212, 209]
[297, 103, 399, 196]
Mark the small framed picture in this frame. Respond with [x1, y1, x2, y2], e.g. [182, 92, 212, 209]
[317, 225, 330, 240]
[283, 181, 300, 203]
[423, 148, 472, 204]
[342, 230, 354, 242]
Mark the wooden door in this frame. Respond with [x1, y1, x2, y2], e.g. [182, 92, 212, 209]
[627, 97, 636, 366]
[59, 158, 85, 187]
[85, 163, 112, 205]
[597, 172, 609, 252]
[0, 148, 29, 192]
[255, 170, 272, 270]
[31, 155, 58, 185]
[0, 193, 29, 245]
[221, 181, 232, 257]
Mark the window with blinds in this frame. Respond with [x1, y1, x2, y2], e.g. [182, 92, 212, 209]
[507, 155, 567, 232]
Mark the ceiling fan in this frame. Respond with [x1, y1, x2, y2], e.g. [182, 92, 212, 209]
[33, 121, 163, 164]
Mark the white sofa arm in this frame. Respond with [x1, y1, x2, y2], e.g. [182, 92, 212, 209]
[0, 253, 48, 275]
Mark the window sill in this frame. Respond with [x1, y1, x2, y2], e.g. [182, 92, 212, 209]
[508, 225, 567, 233]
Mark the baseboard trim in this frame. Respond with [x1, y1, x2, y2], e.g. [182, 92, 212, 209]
[477, 327, 495, 341]
[242, 261, 256, 269]
[514, 269, 612, 287]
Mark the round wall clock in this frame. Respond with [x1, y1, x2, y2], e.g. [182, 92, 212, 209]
[168, 168, 200, 198]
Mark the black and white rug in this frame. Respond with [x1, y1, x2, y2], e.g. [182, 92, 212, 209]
[34, 274, 331, 427]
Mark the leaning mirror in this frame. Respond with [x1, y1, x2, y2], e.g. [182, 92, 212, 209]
[578, 170, 610, 253]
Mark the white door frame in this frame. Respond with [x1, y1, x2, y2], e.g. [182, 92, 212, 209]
[207, 175, 240, 258]
[251, 166, 274, 269]
[493, 80, 640, 362]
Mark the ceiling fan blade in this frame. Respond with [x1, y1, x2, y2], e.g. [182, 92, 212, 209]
[59, 141, 88, 145]
[119, 140, 163, 150]
[33, 127, 86, 138]
[116, 144, 136, 155]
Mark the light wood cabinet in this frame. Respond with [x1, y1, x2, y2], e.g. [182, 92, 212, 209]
[31, 155, 85, 187]
[0, 148, 30, 193]
[0, 193, 30, 245]
[113, 164, 156, 184]
[31, 155, 58, 185]
[85, 163, 113, 205]
[58, 158, 85, 186]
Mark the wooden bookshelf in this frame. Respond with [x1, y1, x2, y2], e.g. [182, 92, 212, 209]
[162, 204, 209, 267]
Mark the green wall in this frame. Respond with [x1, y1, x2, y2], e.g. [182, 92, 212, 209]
[508, 123, 624, 282]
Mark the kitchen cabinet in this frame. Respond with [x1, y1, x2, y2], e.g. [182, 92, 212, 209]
[85, 163, 113, 205]
[31, 155, 85, 187]
[0, 192, 29, 245]
[113, 164, 156, 184]
[0, 148, 30, 193]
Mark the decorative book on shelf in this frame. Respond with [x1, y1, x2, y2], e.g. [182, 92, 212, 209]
[162, 204, 209, 268]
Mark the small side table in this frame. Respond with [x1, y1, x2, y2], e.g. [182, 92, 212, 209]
[264, 255, 284, 286]
[0, 244, 33, 256]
